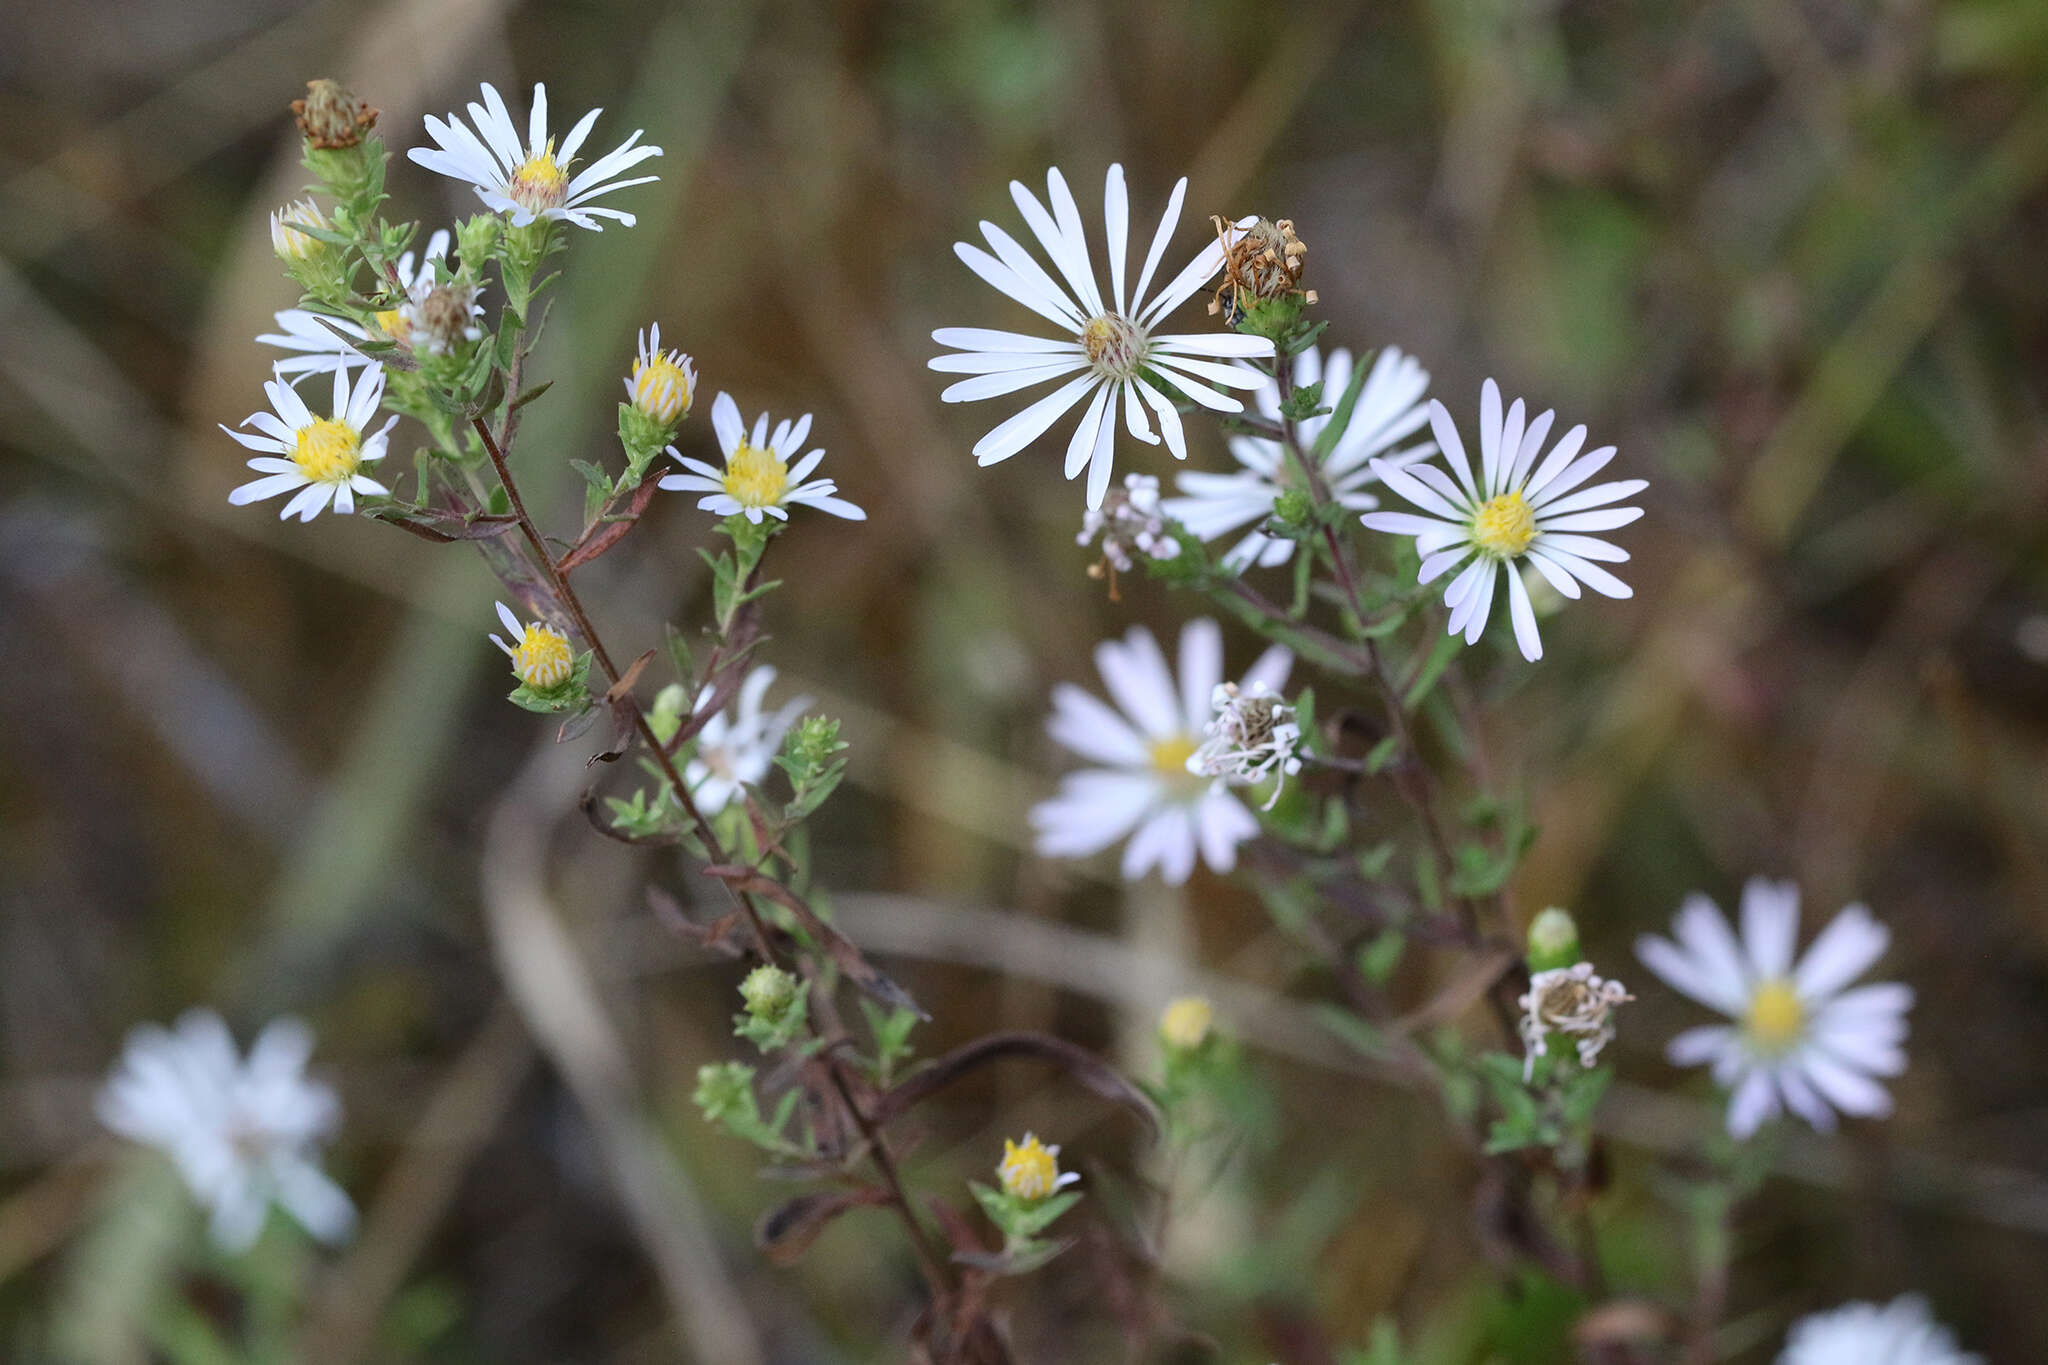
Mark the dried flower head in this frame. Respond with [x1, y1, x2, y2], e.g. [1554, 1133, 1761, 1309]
[1079, 472, 1180, 594]
[1159, 995, 1214, 1052]
[409, 280, 484, 356]
[1518, 962, 1631, 1080]
[291, 79, 379, 150]
[997, 1132, 1078, 1201]
[1208, 215, 1316, 320]
[1187, 680, 1302, 809]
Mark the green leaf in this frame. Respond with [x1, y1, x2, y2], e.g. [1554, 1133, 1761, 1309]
[1311, 347, 1376, 462]
[1401, 631, 1461, 711]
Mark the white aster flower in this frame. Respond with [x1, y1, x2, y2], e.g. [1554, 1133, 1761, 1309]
[659, 391, 865, 523]
[687, 665, 811, 814]
[1635, 878, 1913, 1139]
[930, 165, 1274, 509]
[1032, 618, 1290, 884]
[97, 1010, 355, 1252]
[1164, 344, 1435, 571]
[258, 230, 480, 379]
[490, 601, 576, 691]
[1778, 1295, 1982, 1365]
[625, 322, 695, 425]
[408, 82, 661, 230]
[1518, 961, 1632, 1081]
[1187, 679, 1301, 810]
[1361, 378, 1646, 661]
[223, 363, 396, 521]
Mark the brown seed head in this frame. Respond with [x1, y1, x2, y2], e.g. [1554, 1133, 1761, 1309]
[292, 79, 379, 151]
[1209, 215, 1319, 318]
[418, 283, 474, 352]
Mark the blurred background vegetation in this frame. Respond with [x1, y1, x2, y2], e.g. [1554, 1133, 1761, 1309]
[3, 0, 2047, 1360]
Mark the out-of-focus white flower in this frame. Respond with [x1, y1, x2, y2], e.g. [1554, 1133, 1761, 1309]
[97, 1010, 355, 1251]
[1518, 962, 1632, 1080]
[1031, 618, 1289, 884]
[930, 165, 1273, 508]
[625, 322, 695, 425]
[1778, 1295, 1981, 1365]
[408, 82, 661, 230]
[1078, 472, 1180, 575]
[259, 230, 481, 379]
[1635, 878, 1912, 1139]
[1187, 679, 1301, 809]
[997, 1132, 1079, 1201]
[1361, 378, 1645, 661]
[687, 665, 810, 814]
[659, 392, 865, 523]
[1165, 345, 1435, 570]
[223, 363, 395, 521]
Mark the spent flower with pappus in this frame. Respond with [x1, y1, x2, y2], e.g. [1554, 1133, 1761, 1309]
[1032, 618, 1290, 884]
[224, 363, 395, 520]
[408, 82, 662, 230]
[291, 77, 378, 150]
[660, 392, 865, 523]
[686, 665, 811, 814]
[1207, 213, 1316, 323]
[1165, 345, 1434, 571]
[98, 1011, 355, 1252]
[1362, 378, 1645, 661]
[1636, 878, 1912, 1138]
[1777, 1295, 1982, 1365]
[931, 165, 1273, 507]
[1187, 679, 1301, 810]
[1078, 472, 1180, 581]
[1518, 962, 1631, 1081]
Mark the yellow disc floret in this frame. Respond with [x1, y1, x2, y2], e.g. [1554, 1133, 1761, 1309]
[1080, 312, 1144, 380]
[292, 418, 362, 485]
[509, 140, 570, 214]
[1149, 734, 1197, 778]
[1744, 979, 1805, 1054]
[997, 1133, 1065, 1201]
[1159, 996, 1214, 1052]
[1472, 490, 1537, 557]
[512, 624, 575, 690]
[632, 353, 693, 425]
[722, 441, 790, 510]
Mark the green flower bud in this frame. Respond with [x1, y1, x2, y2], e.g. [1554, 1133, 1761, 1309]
[740, 964, 799, 1020]
[456, 213, 502, 272]
[783, 715, 843, 775]
[692, 1061, 758, 1125]
[1271, 487, 1316, 531]
[648, 683, 689, 746]
[1527, 906, 1583, 974]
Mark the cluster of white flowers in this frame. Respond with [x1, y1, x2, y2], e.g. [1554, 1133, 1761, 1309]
[1031, 619, 1289, 884]
[1077, 472, 1179, 573]
[1186, 679, 1302, 810]
[1636, 878, 1912, 1138]
[98, 1011, 354, 1252]
[1517, 962, 1632, 1080]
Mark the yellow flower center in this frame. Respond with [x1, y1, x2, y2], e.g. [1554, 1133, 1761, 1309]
[373, 307, 411, 342]
[1159, 996, 1213, 1051]
[1745, 979, 1805, 1054]
[509, 141, 570, 213]
[632, 354, 692, 425]
[722, 440, 789, 509]
[270, 200, 331, 261]
[513, 623, 575, 690]
[1471, 490, 1537, 557]
[1149, 734, 1198, 778]
[291, 418, 362, 484]
[1080, 312, 1144, 380]
[997, 1134, 1064, 1201]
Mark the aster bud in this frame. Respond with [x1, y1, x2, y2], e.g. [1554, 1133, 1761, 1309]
[739, 964, 799, 1020]
[1158, 995, 1214, 1053]
[648, 683, 689, 746]
[291, 78, 378, 151]
[1527, 906, 1582, 973]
